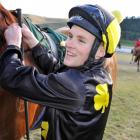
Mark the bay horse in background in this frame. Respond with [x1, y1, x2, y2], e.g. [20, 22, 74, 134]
[130, 39, 140, 72]
[0, 3, 118, 140]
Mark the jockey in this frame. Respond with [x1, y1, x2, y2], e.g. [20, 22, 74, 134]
[134, 39, 140, 48]
[132, 39, 140, 56]
[0, 4, 121, 140]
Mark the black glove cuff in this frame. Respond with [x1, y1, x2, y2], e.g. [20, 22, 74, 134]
[31, 43, 49, 59]
[3, 45, 23, 60]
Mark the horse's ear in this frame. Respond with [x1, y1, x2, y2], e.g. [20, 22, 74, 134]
[0, 3, 17, 24]
[10, 10, 18, 18]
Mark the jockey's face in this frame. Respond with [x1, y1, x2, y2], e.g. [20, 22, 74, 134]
[64, 25, 95, 67]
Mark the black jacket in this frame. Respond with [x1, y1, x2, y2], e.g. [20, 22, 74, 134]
[0, 44, 113, 140]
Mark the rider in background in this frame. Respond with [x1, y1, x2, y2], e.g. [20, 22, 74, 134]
[134, 39, 140, 55]
[131, 38, 140, 57]
[134, 38, 140, 48]
[0, 4, 121, 140]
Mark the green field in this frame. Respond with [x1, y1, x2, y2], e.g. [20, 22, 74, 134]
[104, 52, 140, 140]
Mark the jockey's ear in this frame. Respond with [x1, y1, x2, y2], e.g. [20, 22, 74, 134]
[95, 43, 105, 60]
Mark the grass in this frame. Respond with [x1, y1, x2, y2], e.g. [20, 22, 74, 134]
[103, 52, 140, 140]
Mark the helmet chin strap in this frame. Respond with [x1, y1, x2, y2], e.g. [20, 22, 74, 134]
[85, 38, 102, 65]
[90, 38, 101, 60]
[80, 38, 105, 70]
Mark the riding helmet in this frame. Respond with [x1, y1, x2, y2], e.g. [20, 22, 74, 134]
[67, 4, 121, 58]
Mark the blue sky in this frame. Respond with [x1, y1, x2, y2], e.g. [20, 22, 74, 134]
[1, 0, 139, 18]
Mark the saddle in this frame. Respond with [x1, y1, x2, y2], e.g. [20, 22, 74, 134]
[23, 17, 67, 63]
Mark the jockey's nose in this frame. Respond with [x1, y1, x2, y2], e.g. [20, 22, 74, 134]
[65, 38, 75, 49]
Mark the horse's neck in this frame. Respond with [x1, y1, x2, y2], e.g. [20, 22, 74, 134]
[105, 54, 117, 85]
[23, 51, 32, 65]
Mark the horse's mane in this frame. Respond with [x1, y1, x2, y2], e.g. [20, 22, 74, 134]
[0, 3, 17, 53]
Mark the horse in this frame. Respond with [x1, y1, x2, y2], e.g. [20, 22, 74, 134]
[0, 3, 118, 140]
[0, 3, 44, 140]
[130, 47, 140, 72]
[130, 40, 140, 71]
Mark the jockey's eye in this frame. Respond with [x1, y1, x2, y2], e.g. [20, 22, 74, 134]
[78, 38, 86, 44]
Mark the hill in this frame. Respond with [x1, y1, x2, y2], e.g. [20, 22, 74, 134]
[23, 14, 67, 29]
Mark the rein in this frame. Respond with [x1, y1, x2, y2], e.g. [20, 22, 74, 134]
[16, 8, 30, 140]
